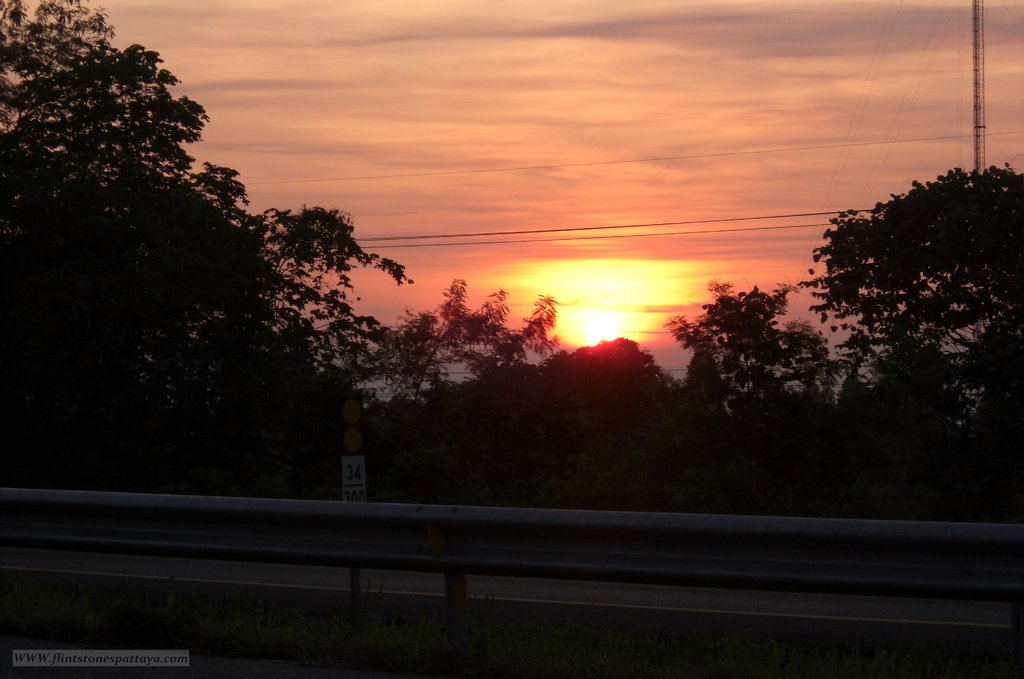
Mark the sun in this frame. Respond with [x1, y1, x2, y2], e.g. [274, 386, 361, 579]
[582, 309, 623, 346]
[556, 303, 634, 348]
[505, 257, 705, 349]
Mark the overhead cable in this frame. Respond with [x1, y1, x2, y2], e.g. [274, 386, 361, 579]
[360, 210, 852, 243]
[365, 222, 832, 249]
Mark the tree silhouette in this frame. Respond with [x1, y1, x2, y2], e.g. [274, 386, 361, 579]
[375, 279, 557, 401]
[0, 1, 406, 493]
[668, 282, 834, 405]
[804, 167, 1024, 520]
[804, 168, 1024, 403]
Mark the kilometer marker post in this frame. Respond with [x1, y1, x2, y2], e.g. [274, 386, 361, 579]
[341, 398, 366, 502]
[341, 397, 366, 631]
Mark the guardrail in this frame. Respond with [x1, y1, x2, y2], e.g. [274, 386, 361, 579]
[1, 487, 1023, 659]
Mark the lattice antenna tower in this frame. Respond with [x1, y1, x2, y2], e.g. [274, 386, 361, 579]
[973, 0, 986, 172]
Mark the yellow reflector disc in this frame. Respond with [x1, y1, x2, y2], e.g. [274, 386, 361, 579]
[342, 399, 362, 424]
[343, 427, 363, 453]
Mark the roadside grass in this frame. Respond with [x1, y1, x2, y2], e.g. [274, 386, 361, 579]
[0, 579, 1017, 679]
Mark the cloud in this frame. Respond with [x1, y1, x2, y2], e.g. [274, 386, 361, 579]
[641, 304, 691, 314]
[312, 2, 966, 62]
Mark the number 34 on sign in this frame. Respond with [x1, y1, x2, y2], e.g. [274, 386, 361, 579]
[342, 455, 366, 502]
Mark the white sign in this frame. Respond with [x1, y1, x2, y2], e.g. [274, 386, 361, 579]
[342, 455, 367, 502]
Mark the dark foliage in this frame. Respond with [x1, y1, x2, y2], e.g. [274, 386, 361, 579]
[1, 1, 406, 494]
[373, 260, 1024, 521]
[802, 168, 1024, 520]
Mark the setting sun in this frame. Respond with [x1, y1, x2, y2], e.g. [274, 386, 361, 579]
[582, 309, 623, 346]
[506, 258, 706, 350]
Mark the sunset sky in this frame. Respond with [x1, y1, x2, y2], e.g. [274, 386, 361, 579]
[99, 0, 1024, 371]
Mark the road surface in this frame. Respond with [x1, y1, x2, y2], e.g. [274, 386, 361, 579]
[0, 546, 1012, 653]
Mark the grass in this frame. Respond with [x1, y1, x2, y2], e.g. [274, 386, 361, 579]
[0, 578, 1017, 679]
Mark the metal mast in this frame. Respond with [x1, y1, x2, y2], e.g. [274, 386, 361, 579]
[973, 0, 986, 172]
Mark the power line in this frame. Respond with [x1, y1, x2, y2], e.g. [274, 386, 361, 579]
[366, 222, 832, 249]
[248, 131, 1024, 185]
[360, 210, 848, 243]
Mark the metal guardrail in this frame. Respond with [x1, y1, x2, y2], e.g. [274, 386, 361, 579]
[1, 487, 1023, 657]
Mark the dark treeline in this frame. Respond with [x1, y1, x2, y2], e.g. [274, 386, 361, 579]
[369, 255, 1023, 522]
[3, 2, 1022, 521]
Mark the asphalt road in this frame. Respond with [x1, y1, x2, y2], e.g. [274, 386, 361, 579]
[0, 546, 1013, 654]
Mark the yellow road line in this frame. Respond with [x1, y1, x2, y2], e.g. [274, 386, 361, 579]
[480, 594, 1009, 629]
[0, 564, 1008, 630]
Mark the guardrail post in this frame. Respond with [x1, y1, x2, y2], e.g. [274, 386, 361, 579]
[426, 524, 469, 653]
[350, 567, 363, 632]
[1013, 602, 1023, 675]
[444, 572, 469, 654]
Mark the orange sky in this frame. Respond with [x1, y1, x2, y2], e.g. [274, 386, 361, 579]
[99, 0, 1024, 371]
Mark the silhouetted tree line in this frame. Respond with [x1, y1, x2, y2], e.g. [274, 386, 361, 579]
[3, 2, 1022, 520]
[370, 244, 1023, 522]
